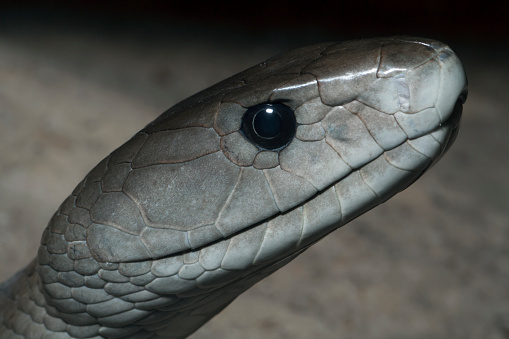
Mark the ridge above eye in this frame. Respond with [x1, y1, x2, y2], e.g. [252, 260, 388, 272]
[240, 103, 297, 151]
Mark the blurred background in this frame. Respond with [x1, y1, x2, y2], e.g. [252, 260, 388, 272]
[0, 1, 508, 338]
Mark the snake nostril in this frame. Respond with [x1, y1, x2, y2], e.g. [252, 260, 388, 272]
[240, 103, 297, 151]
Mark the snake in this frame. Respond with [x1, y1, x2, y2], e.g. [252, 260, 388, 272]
[0, 36, 467, 338]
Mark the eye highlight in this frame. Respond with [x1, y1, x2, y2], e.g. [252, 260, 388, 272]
[240, 103, 297, 151]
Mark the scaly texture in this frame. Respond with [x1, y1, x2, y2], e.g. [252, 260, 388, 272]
[0, 36, 467, 339]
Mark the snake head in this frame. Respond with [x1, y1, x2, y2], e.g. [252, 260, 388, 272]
[36, 37, 467, 334]
[77, 36, 467, 263]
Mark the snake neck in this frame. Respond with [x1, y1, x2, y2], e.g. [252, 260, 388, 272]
[0, 259, 63, 338]
[0, 248, 304, 339]
[0, 251, 298, 338]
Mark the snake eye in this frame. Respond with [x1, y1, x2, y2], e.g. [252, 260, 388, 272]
[240, 103, 297, 151]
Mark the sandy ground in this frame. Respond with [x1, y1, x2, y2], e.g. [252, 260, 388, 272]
[0, 23, 508, 339]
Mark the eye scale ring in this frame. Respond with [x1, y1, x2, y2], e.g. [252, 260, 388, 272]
[240, 103, 297, 151]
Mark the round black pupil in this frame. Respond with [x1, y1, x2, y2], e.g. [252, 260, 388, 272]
[240, 102, 296, 151]
[253, 109, 282, 138]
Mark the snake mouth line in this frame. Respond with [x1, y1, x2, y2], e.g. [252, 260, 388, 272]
[440, 88, 467, 155]
[181, 94, 468, 260]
